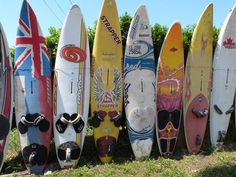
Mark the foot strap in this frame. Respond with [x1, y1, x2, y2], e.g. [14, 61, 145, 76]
[192, 108, 208, 118]
[108, 111, 122, 127]
[18, 113, 50, 134]
[91, 111, 107, 128]
[56, 113, 84, 134]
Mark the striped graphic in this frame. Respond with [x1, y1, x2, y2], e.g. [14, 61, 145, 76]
[76, 19, 87, 146]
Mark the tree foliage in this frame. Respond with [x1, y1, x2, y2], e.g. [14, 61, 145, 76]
[45, 27, 61, 68]
[120, 12, 132, 54]
[151, 23, 168, 64]
[88, 21, 97, 54]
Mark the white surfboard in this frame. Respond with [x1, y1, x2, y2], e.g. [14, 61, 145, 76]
[0, 23, 13, 171]
[53, 4, 90, 168]
[210, 5, 236, 148]
[124, 5, 156, 160]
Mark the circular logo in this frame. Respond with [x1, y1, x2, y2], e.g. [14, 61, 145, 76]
[60, 45, 87, 63]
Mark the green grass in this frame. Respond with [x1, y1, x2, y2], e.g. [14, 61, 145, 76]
[2, 126, 236, 177]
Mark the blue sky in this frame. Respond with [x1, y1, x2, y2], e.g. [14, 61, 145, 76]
[0, 0, 236, 47]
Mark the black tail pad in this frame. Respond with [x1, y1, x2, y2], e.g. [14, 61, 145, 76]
[172, 110, 181, 129]
[57, 141, 81, 161]
[22, 143, 48, 166]
[157, 110, 169, 130]
[96, 136, 116, 157]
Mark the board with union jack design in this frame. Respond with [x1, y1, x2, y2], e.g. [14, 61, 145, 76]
[14, 0, 52, 174]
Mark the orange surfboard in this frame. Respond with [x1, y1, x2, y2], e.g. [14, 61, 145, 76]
[156, 22, 184, 155]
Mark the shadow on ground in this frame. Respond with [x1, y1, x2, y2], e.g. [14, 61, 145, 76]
[196, 163, 236, 177]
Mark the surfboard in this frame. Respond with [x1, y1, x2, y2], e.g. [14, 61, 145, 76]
[124, 5, 156, 160]
[156, 22, 184, 156]
[14, 0, 53, 174]
[91, 0, 123, 163]
[183, 3, 213, 154]
[0, 23, 13, 172]
[210, 5, 236, 148]
[53, 4, 90, 168]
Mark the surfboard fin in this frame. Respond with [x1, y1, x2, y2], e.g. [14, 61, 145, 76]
[214, 105, 223, 114]
[226, 106, 234, 115]
[57, 141, 81, 162]
[192, 108, 208, 118]
[18, 114, 50, 134]
[0, 114, 10, 140]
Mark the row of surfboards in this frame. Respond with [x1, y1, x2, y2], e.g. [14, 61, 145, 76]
[0, 0, 236, 175]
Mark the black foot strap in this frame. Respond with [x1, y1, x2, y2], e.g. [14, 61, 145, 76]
[56, 113, 84, 134]
[57, 141, 81, 162]
[214, 105, 223, 114]
[18, 113, 50, 134]
[0, 114, 10, 140]
[108, 111, 122, 127]
[226, 106, 234, 115]
[192, 108, 208, 118]
[22, 143, 47, 166]
[91, 111, 107, 128]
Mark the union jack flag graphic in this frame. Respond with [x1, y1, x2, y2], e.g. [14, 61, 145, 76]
[14, 0, 51, 78]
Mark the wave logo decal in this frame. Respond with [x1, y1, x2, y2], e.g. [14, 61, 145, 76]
[60, 45, 87, 63]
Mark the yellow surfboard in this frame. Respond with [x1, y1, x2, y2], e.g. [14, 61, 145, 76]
[91, 0, 123, 163]
[183, 3, 213, 153]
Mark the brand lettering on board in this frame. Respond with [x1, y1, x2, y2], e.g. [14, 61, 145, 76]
[130, 15, 140, 39]
[100, 16, 122, 45]
[129, 45, 142, 55]
[223, 37, 236, 49]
